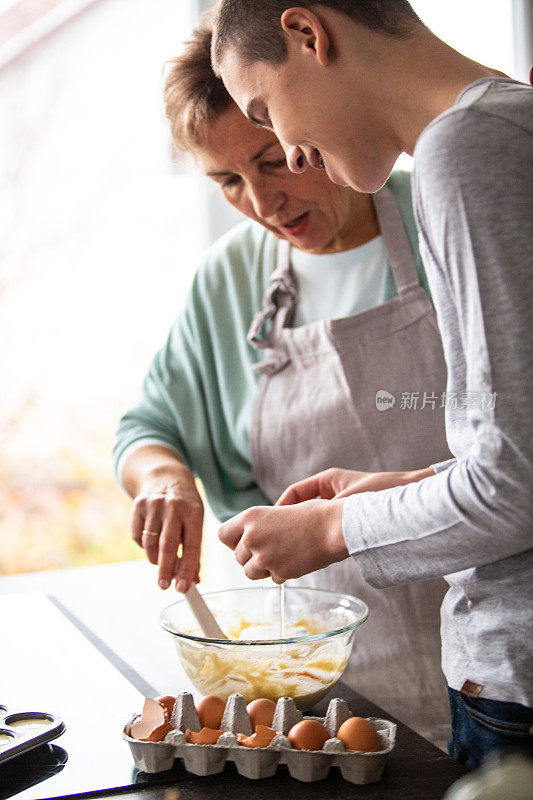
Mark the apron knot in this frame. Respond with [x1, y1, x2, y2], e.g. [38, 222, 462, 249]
[252, 349, 291, 376]
[247, 275, 297, 349]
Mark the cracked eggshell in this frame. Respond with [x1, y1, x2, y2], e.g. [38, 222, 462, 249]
[129, 699, 173, 742]
[186, 727, 224, 745]
[139, 722, 173, 742]
[239, 725, 277, 748]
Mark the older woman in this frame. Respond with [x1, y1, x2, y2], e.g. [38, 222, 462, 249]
[114, 15, 452, 747]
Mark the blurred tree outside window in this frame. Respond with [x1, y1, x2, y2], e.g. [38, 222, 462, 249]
[0, 0, 206, 574]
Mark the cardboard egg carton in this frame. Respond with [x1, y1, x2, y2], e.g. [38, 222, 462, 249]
[123, 693, 396, 785]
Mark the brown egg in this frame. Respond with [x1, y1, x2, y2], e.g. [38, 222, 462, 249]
[246, 698, 277, 728]
[155, 695, 175, 720]
[239, 725, 277, 748]
[186, 727, 224, 745]
[288, 719, 330, 751]
[337, 717, 382, 752]
[196, 695, 226, 729]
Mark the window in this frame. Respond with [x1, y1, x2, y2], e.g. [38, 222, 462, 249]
[410, 1, 516, 78]
[0, 0, 204, 573]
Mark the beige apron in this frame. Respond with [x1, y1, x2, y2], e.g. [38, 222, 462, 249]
[247, 186, 453, 749]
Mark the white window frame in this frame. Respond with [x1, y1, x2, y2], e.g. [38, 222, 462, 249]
[512, 0, 533, 81]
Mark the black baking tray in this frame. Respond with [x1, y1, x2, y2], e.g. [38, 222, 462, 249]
[0, 706, 65, 766]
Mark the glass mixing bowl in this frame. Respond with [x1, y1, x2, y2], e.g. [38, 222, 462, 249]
[160, 586, 368, 711]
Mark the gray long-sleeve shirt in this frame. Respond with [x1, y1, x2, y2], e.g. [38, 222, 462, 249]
[343, 78, 533, 706]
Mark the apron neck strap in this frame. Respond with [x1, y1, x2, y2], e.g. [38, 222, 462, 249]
[273, 238, 292, 280]
[247, 239, 296, 349]
[247, 187, 419, 348]
[372, 185, 419, 296]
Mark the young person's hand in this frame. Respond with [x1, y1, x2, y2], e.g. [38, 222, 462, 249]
[218, 499, 347, 584]
[277, 466, 435, 505]
[123, 445, 203, 593]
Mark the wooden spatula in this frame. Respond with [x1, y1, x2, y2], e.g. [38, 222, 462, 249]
[185, 584, 228, 639]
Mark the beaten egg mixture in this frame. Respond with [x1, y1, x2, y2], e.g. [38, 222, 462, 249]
[176, 616, 350, 710]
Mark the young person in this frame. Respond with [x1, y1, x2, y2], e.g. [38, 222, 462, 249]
[212, 0, 533, 768]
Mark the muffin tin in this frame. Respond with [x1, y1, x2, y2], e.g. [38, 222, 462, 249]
[0, 704, 65, 766]
[123, 693, 396, 785]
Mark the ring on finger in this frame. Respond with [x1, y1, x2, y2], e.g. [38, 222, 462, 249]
[142, 529, 160, 537]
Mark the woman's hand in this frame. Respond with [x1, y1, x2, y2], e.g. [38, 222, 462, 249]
[218, 499, 347, 584]
[122, 445, 204, 593]
[277, 466, 435, 505]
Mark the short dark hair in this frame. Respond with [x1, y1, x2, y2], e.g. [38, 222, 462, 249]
[212, 0, 421, 70]
[164, 9, 233, 151]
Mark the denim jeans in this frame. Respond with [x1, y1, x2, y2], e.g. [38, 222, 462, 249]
[447, 686, 533, 770]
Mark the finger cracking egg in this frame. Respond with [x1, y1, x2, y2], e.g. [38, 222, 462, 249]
[288, 719, 330, 751]
[337, 717, 382, 752]
[246, 698, 276, 728]
[196, 695, 226, 729]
